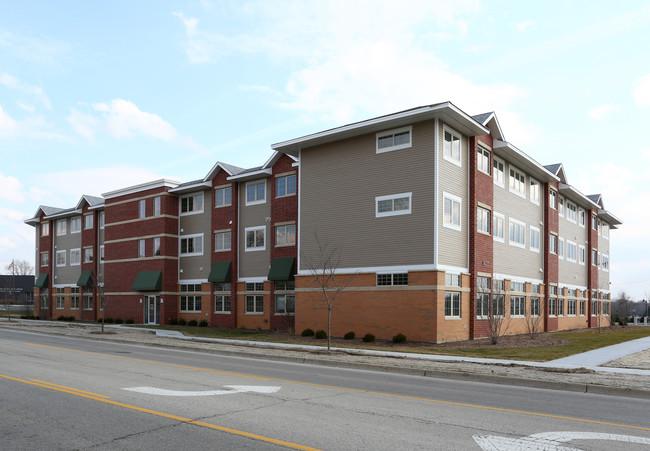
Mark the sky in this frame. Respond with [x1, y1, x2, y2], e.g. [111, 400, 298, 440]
[1, 0, 650, 300]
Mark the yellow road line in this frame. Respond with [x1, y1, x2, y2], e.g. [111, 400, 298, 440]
[0, 374, 319, 451]
[25, 342, 650, 432]
[30, 379, 111, 398]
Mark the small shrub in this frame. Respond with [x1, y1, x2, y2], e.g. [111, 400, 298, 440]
[169, 318, 177, 325]
[114, 318, 124, 324]
[57, 315, 67, 321]
[362, 333, 375, 343]
[392, 333, 406, 344]
[315, 329, 327, 339]
[125, 319, 134, 324]
[199, 320, 208, 327]
[188, 319, 198, 327]
[177, 318, 187, 326]
[344, 331, 356, 340]
[301, 328, 315, 337]
[104, 318, 114, 324]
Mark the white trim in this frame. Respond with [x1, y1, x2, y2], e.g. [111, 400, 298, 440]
[477, 145, 491, 175]
[178, 278, 208, 285]
[442, 124, 462, 167]
[492, 273, 544, 286]
[239, 276, 267, 283]
[244, 226, 266, 252]
[376, 125, 412, 154]
[227, 168, 272, 181]
[179, 192, 205, 216]
[102, 179, 180, 199]
[297, 263, 468, 277]
[179, 233, 204, 257]
[442, 191, 462, 231]
[578, 244, 586, 265]
[493, 156, 505, 188]
[70, 248, 81, 266]
[56, 250, 66, 267]
[375, 192, 412, 217]
[245, 180, 266, 206]
[508, 164, 526, 199]
[566, 239, 577, 263]
[52, 283, 77, 288]
[529, 226, 540, 253]
[558, 237, 565, 259]
[493, 212, 505, 243]
[214, 230, 232, 252]
[477, 206, 490, 235]
[508, 217, 526, 249]
[529, 177, 540, 205]
[433, 119, 439, 268]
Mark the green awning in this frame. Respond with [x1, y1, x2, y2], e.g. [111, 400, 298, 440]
[267, 257, 295, 281]
[77, 270, 93, 287]
[208, 261, 231, 283]
[34, 273, 49, 288]
[132, 271, 162, 291]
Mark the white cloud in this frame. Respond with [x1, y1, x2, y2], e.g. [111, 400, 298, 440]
[587, 104, 619, 120]
[0, 103, 66, 141]
[0, 105, 18, 137]
[634, 73, 650, 106]
[641, 149, 650, 160]
[0, 72, 52, 110]
[516, 20, 535, 32]
[0, 172, 25, 202]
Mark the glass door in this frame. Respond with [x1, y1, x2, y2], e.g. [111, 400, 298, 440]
[146, 295, 159, 324]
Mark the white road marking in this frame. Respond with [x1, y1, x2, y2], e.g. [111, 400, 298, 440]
[473, 431, 650, 450]
[122, 385, 281, 396]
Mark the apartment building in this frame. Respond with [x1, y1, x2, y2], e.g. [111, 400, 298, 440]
[27, 101, 620, 342]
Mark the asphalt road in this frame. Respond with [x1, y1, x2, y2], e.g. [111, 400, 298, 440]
[1, 328, 649, 450]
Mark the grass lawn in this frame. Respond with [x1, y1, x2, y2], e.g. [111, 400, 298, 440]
[129, 325, 650, 362]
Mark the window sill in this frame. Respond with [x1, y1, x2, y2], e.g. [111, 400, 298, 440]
[274, 313, 295, 316]
[276, 193, 296, 199]
[245, 247, 266, 252]
[215, 204, 232, 209]
[214, 311, 231, 314]
[444, 316, 462, 320]
[245, 312, 264, 315]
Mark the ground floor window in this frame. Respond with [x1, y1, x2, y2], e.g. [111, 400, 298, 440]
[549, 298, 557, 316]
[557, 299, 564, 317]
[445, 291, 461, 318]
[530, 297, 540, 317]
[602, 302, 609, 315]
[510, 296, 525, 317]
[56, 288, 65, 309]
[40, 289, 49, 309]
[579, 300, 586, 316]
[214, 295, 231, 313]
[70, 287, 80, 310]
[476, 293, 489, 318]
[492, 294, 505, 317]
[180, 284, 202, 312]
[376, 273, 408, 286]
[567, 299, 577, 316]
[246, 295, 264, 314]
[275, 294, 295, 315]
[83, 288, 93, 310]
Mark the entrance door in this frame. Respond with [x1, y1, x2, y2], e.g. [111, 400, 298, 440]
[146, 295, 159, 324]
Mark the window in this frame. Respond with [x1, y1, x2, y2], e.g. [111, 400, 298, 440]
[531, 284, 540, 294]
[493, 157, 505, 187]
[84, 214, 93, 229]
[275, 281, 295, 291]
[558, 238, 565, 259]
[529, 178, 540, 204]
[578, 209, 585, 227]
[56, 219, 67, 236]
[493, 213, 504, 242]
[181, 193, 204, 214]
[549, 285, 557, 296]
[275, 224, 296, 247]
[70, 287, 79, 310]
[549, 298, 557, 316]
[83, 247, 93, 263]
[592, 214, 598, 230]
[376, 193, 412, 217]
[598, 252, 602, 268]
[566, 202, 577, 223]
[153, 237, 161, 256]
[567, 288, 577, 297]
[602, 254, 609, 271]
[478, 276, 491, 290]
[180, 234, 203, 256]
[138, 239, 146, 258]
[70, 217, 81, 234]
[598, 219, 602, 236]
[493, 279, 504, 292]
[443, 192, 461, 230]
[602, 223, 609, 239]
[566, 241, 577, 263]
[445, 292, 461, 318]
[245, 295, 264, 314]
[592, 300, 599, 315]
[558, 299, 564, 317]
[550, 234, 558, 254]
[275, 294, 295, 315]
[139, 199, 146, 218]
[154, 196, 161, 216]
[578, 245, 586, 265]
[376, 126, 412, 153]
[477, 207, 490, 234]
[245, 226, 265, 251]
[510, 296, 525, 317]
[580, 300, 586, 316]
[215, 295, 231, 313]
[56, 250, 66, 267]
[476, 293, 490, 318]
[41, 222, 50, 236]
[509, 218, 525, 248]
[549, 190, 557, 209]
[215, 231, 231, 252]
[56, 288, 65, 309]
[180, 284, 202, 312]
[41, 289, 49, 309]
[83, 288, 93, 310]
[215, 186, 232, 207]
[477, 146, 490, 175]
[99, 211, 105, 229]
[40, 252, 49, 267]
[276, 174, 297, 197]
[492, 295, 505, 316]
[377, 273, 408, 286]
[592, 249, 598, 266]
[246, 181, 266, 205]
[245, 282, 264, 291]
[603, 302, 610, 316]
[510, 281, 525, 292]
[567, 299, 577, 316]
[531, 297, 540, 317]
[445, 273, 461, 287]
[100, 245, 105, 263]
[559, 197, 564, 217]
[529, 226, 540, 252]
[443, 128, 461, 164]
[215, 282, 232, 292]
[509, 166, 526, 197]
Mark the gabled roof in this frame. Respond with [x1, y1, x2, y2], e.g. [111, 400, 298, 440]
[493, 140, 559, 183]
[472, 112, 504, 141]
[24, 205, 65, 225]
[587, 194, 603, 208]
[203, 161, 246, 182]
[262, 151, 299, 169]
[558, 183, 600, 210]
[227, 165, 271, 181]
[168, 178, 212, 194]
[75, 194, 104, 210]
[544, 163, 568, 183]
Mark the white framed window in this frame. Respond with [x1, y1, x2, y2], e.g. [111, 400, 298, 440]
[580, 299, 586, 316]
[510, 281, 525, 292]
[592, 249, 598, 266]
[443, 192, 462, 231]
[592, 213, 598, 230]
[246, 180, 266, 206]
[245, 226, 266, 251]
[41, 222, 50, 236]
[215, 186, 232, 207]
[567, 299, 577, 316]
[215, 295, 231, 313]
[549, 189, 557, 209]
[578, 245, 586, 265]
[477, 207, 490, 234]
[70, 248, 81, 266]
[180, 234, 204, 256]
[84, 214, 93, 229]
[180, 284, 202, 312]
[56, 219, 67, 236]
[476, 293, 490, 318]
[138, 239, 146, 258]
[275, 224, 296, 247]
[83, 288, 93, 310]
[70, 287, 79, 310]
[508, 218, 526, 248]
[549, 297, 557, 316]
[598, 252, 602, 267]
[508, 166, 526, 198]
[376, 192, 412, 217]
[477, 146, 490, 175]
[153, 237, 161, 256]
[99, 211, 105, 229]
[445, 273, 461, 287]
[276, 174, 297, 197]
[559, 196, 564, 217]
[493, 157, 505, 187]
[550, 234, 558, 254]
[275, 294, 295, 315]
[100, 245, 105, 263]
[602, 253, 609, 271]
[531, 297, 540, 317]
[566, 240, 577, 263]
[510, 296, 525, 317]
[443, 127, 462, 166]
[245, 295, 264, 314]
[377, 273, 408, 286]
[83, 247, 93, 263]
[558, 299, 564, 316]
[70, 217, 81, 234]
[493, 213, 504, 242]
[215, 231, 231, 252]
[40, 251, 49, 267]
[602, 222, 609, 239]
[529, 226, 540, 252]
[559, 238, 565, 259]
[376, 126, 412, 153]
[180, 193, 204, 215]
[529, 178, 540, 205]
[139, 199, 146, 218]
[154, 196, 161, 216]
[578, 208, 585, 227]
[56, 250, 66, 267]
[55, 289, 64, 309]
[492, 295, 505, 317]
[566, 201, 577, 223]
[445, 292, 461, 318]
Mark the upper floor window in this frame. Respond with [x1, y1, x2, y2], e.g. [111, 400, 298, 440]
[566, 240, 577, 263]
[215, 186, 232, 207]
[477, 146, 490, 175]
[602, 254, 609, 271]
[559, 196, 564, 217]
[153, 237, 161, 256]
[276, 174, 297, 197]
[566, 201, 577, 223]
[508, 218, 525, 248]
[493, 213, 504, 242]
[443, 128, 461, 165]
[84, 214, 93, 229]
[549, 189, 557, 209]
[83, 247, 93, 263]
[445, 273, 461, 287]
[215, 230, 231, 252]
[602, 222, 609, 239]
[578, 208, 585, 227]
[154, 196, 161, 216]
[376, 126, 412, 153]
[180, 234, 203, 256]
[70, 217, 81, 234]
[443, 192, 461, 231]
[509, 166, 526, 198]
[181, 193, 204, 215]
[592, 214, 597, 230]
[578, 245, 586, 265]
[139, 199, 146, 218]
[99, 211, 105, 229]
[549, 233, 558, 254]
[56, 250, 66, 267]
[56, 219, 67, 236]
[246, 181, 266, 206]
[41, 222, 50, 237]
[40, 251, 49, 267]
[275, 224, 296, 247]
[529, 178, 540, 205]
[138, 239, 146, 258]
[529, 226, 540, 252]
[377, 273, 408, 286]
[245, 226, 266, 251]
[477, 207, 490, 234]
[493, 157, 505, 187]
[376, 193, 412, 217]
[558, 237, 565, 259]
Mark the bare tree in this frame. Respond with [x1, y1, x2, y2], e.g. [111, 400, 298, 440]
[303, 235, 355, 351]
[486, 294, 509, 345]
[525, 296, 543, 339]
[10, 260, 34, 276]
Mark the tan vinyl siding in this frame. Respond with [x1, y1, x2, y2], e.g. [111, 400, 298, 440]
[239, 179, 271, 278]
[53, 219, 83, 285]
[299, 120, 436, 271]
[492, 161, 544, 280]
[558, 213, 588, 286]
[179, 189, 211, 280]
[437, 121, 467, 269]
[598, 222, 611, 288]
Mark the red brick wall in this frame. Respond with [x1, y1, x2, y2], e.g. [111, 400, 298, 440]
[544, 182, 559, 332]
[80, 203, 97, 321]
[588, 209, 599, 327]
[36, 212, 52, 318]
